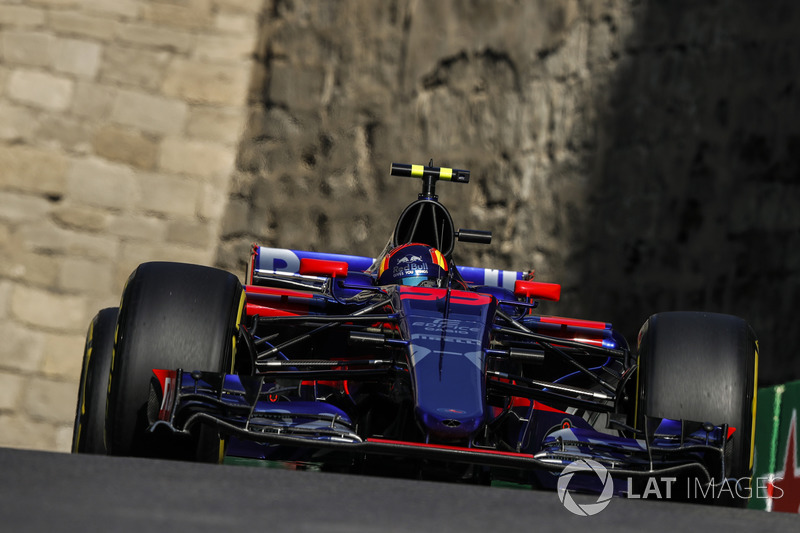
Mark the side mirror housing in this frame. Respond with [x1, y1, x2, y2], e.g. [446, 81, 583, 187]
[514, 280, 561, 301]
[299, 258, 349, 277]
[456, 229, 492, 244]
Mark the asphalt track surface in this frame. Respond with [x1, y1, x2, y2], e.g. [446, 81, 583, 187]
[1, 447, 796, 532]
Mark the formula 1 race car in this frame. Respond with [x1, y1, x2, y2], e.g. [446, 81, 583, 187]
[72, 162, 758, 506]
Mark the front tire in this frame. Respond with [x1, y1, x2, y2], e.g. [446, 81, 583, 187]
[636, 311, 758, 505]
[72, 307, 118, 454]
[106, 262, 245, 459]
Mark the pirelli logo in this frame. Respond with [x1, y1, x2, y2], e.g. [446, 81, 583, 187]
[390, 163, 470, 183]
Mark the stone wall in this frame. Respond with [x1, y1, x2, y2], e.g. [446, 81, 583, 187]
[2, 0, 799, 453]
[221, 0, 613, 285]
[0, 0, 260, 451]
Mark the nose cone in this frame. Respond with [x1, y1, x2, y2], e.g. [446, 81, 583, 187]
[398, 286, 495, 442]
[410, 345, 487, 440]
[407, 339, 488, 441]
[417, 406, 485, 439]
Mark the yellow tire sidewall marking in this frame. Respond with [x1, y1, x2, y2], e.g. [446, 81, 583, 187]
[74, 320, 95, 452]
[231, 288, 246, 374]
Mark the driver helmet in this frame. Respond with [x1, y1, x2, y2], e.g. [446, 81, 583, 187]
[377, 243, 448, 287]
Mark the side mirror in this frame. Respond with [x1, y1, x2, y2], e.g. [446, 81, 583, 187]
[456, 229, 492, 244]
[299, 258, 349, 277]
[514, 280, 561, 301]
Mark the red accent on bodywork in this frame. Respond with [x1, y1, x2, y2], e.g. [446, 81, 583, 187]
[246, 303, 302, 317]
[398, 286, 440, 301]
[509, 397, 566, 412]
[399, 286, 492, 305]
[509, 397, 532, 407]
[514, 280, 561, 301]
[366, 438, 535, 458]
[537, 316, 610, 330]
[152, 369, 173, 389]
[151, 369, 178, 421]
[245, 285, 314, 299]
[299, 258, 349, 277]
[727, 427, 736, 440]
[533, 400, 566, 413]
[245, 285, 313, 317]
[509, 397, 565, 413]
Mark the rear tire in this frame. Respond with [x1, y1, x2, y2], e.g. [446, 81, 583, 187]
[636, 311, 758, 505]
[72, 307, 118, 454]
[106, 262, 245, 459]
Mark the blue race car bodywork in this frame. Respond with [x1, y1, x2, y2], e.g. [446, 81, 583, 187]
[143, 163, 742, 498]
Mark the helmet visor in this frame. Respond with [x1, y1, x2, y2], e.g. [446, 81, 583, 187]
[400, 275, 428, 286]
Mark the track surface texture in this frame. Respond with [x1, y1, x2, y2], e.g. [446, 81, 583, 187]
[1, 447, 796, 532]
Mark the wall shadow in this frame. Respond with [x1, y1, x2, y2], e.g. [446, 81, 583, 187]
[576, 1, 800, 385]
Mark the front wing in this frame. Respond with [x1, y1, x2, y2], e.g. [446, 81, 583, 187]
[149, 369, 732, 495]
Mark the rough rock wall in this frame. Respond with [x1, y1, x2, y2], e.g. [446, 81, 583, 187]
[0, 0, 260, 451]
[220, 0, 800, 385]
[575, 1, 800, 374]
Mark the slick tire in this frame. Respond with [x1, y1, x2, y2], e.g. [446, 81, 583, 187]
[106, 262, 245, 459]
[636, 311, 758, 506]
[72, 307, 119, 454]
